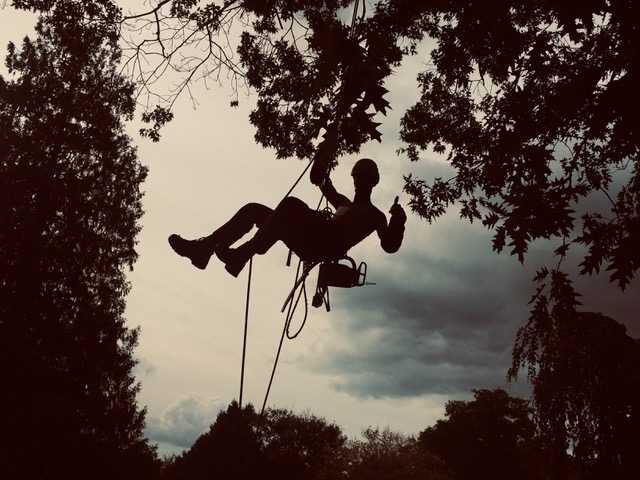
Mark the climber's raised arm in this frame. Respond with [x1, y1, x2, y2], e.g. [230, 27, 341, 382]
[377, 196, 406, 253]
[320, 177, 351, 209]
[310, 129, 349, 208]
[310, 128, 336, 185]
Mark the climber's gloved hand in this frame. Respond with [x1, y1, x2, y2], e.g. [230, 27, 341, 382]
[310, 129, 339, 186]
[389, 196, 406, 224]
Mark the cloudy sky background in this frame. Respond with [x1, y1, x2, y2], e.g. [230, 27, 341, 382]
[3, 2, 638, 456]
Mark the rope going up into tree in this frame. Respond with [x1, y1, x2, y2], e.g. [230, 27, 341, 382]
[259, 191, 327, 415]
[350, 0, 361, 37]
[238, 0, 367, 414]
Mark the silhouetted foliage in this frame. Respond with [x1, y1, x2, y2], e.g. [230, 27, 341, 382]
[510, 295, 640, 479]
[419, 389, 545, 480]
[163, 402, 346, 480]
[163, 402, 457, 480]
[119, 0, 418, 152]
[401, 1, 640, 291]
[166, 397, 570, 479]
[0, 1, 157, 478]
[346, 427, 452, 480]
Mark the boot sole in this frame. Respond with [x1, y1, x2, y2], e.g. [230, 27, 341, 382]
[169, 235, 211, 270]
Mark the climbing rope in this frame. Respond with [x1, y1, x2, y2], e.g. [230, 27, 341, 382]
[260, 259, 303, 415]
[239, 0, 365, 414]
[350, 0, 360, 36]
[285, 270, 310, 340]
[238, 167, 323, 413]
[259, 193, 326, 414]
[238, 257, 252, 408]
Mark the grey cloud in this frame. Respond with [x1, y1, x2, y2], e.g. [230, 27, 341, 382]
[304, 219, 533, 398]
[146, 397, 225, 448]
[332, 363, 511, 397]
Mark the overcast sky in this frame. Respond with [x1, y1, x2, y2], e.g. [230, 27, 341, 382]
[3, 2, 638, 457]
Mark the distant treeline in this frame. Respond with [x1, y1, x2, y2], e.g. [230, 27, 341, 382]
[160, 378, 639, 480]
[160, 390, 542, 480]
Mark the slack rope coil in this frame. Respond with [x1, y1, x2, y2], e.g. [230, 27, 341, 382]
[285, 273, 309, 340]
[260, 259, 302, 414]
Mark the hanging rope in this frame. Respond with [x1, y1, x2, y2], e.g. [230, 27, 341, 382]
[282, 158, 314, 202]
[260, 192, 325, 414]
[238, 257, 252, 408]
[350, 0, 360, 36]
[240, 0, 365, 415]
[260, 259, 301, 414]
[238, 165, 321, 412]
[285, 273, 309, 339]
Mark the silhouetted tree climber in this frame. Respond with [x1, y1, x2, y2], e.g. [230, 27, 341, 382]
[168, 150, 406, 277]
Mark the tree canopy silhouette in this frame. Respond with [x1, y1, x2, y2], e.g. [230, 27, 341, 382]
[419, 389, 545, 480]
[163, 402, 456, 480]
[1, 1, 157, 478]
[510, 307, 640, 479]
[346, 427, 452, 480]
[163, 402, 346, 480]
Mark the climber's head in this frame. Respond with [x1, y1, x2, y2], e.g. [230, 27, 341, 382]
[351, 158, 379, 192]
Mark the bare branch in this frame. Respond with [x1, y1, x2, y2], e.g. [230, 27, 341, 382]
[121, 0, 172, 22]
[119, 1, 248, 115]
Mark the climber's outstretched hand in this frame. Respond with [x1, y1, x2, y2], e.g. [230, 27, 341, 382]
[389, 196, 406, 223]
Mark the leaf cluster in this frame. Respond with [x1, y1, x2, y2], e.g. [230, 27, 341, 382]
[237, 0, 400, 159]
[166, 393, 550, 480]
[399, 1, 640, 287]
[164, 402, 454, 480]
[347, 427, 451, 480]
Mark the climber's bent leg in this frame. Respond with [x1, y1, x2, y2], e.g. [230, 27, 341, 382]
[250, 197, 309, 254]
[209, 202, 272, 254]
[224, 197, 326, 277]
[168, 202, 272, 270]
